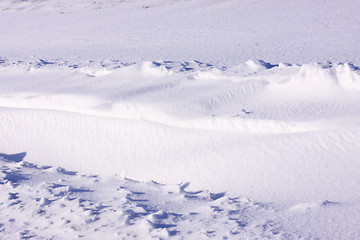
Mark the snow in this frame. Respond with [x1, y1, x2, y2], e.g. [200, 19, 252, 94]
[1, 0, 360, 239]
[1, 155, 360, 239]
[1, 0, 360, 65]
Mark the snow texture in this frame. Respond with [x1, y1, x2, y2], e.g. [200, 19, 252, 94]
[1, 59, 360, 239]
[1, 0, 360, 65]
[1, 154, 360, 239]
[1, 0, 360, 239]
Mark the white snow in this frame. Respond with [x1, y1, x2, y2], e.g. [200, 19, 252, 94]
[1, 0, 360, 65]
[0, 155, 315, 239]
[1, 0, 360, 239]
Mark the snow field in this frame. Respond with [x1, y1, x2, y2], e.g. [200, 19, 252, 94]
[1, 59, 360, 206]
[2, 0, 360, 238]
[1, 0, 360, 65]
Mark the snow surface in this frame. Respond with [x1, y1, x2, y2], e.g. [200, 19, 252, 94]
[0, 154, 318, 239]
[1, 59, 360, 239]
[1, 0, 360, 239]
[1, 0, 360, 65]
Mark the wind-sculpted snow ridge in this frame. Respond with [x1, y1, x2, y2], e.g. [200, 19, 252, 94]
[0, 57, 217, 72]
[0, 57, 360, 212]
[1, 58, 360, 123]
[0, 154, 307, 239]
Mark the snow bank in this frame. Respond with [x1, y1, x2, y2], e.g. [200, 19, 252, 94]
[1, 60, 360, 205]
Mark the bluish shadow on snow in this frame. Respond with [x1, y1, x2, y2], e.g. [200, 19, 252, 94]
[321, 200, 340, 207]
[257, 60, 278, 69]
[210, 192, 226, 201]
[37, 59, 54, 67]
[56, 167, 77, 176]
[3, 171, 29, 184]
[0, 152, 27, 162]
[347, 63, 360, 71]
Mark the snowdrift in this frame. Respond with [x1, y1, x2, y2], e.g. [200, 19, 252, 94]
[2, 0, 360, 238]
[1, 59, 360, 205]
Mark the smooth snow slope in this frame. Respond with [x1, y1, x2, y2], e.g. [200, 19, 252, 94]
[1, 0, 360, 65]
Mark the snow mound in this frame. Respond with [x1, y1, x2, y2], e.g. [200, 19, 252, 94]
[267, 62, 360, 99]
[1, 58, 360, 121]
[1, 59, 360, 207]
